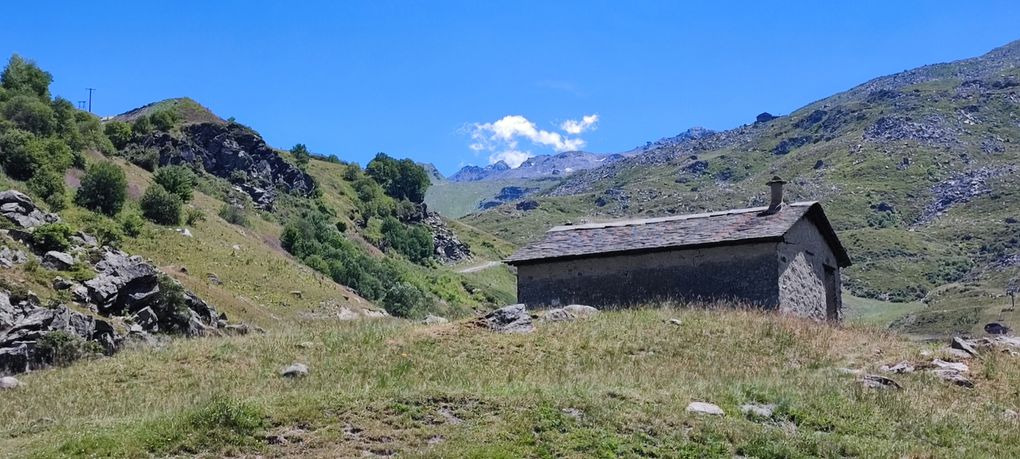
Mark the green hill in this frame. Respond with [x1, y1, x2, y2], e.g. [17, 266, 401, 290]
[461, 39, 1020, 337]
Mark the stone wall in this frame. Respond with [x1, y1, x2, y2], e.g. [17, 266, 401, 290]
[777, 218, 842, 320]
[516, 242, 780, 309]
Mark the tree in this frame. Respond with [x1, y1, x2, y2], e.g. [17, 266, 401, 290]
[149, 109, 178, 131]
[104, 121, 133, 150]
[2, 94, 55, 135]
[365, 153, 430, 203]
[75, 161, 127, 216]
[153, 165, 196, 202]
[381, 217, 433, 264]
[131, 116, 153, 137]
[140, 184, 183, 225]
[290, 143, 310, 167]
[0, 54, 52, 99]
[0, 129, 42, 180]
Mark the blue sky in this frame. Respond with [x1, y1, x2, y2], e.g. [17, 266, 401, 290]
[2, 1, 1019, 175]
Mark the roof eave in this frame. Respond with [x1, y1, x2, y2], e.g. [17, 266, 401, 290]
[505, 235, 785, 266]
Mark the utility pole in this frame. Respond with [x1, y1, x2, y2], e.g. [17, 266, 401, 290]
[86, 88, 96, 113]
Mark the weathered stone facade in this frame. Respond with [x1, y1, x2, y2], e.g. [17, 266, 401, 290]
[508, 200, 850, 321]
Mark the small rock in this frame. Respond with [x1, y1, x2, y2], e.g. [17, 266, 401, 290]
[207, 273, 223, 285]
[943, 347, 974, 359]
[880, 361, 915, 374]
[739, 403, 776, 419]
[951, 336, 979, 357]
[423, 314, 448, 325]
[932, 369, 974, 388]
[931, 359, 969, 373]
[281, 363, 309, 378]
[985, 322, 1011, 335]
[296, 341, 315, 349]
[1004, 409, 1019, 420]
[437, 408, 463, 424]
[543, 304, 599, 322]
[668, 318, 682, 326]
[860, 374, 901, 390]
[561, 407, 583, 419]
[289, 290, 303, 299]
[42, 251, 74, 270]
[686, 401, 725, 416]
[0, 376, 19, 390]
[175, 228, 193, 237]
[231, 244, 241, 251]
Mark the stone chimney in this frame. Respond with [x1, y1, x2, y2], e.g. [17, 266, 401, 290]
[763, 176, 787, 214]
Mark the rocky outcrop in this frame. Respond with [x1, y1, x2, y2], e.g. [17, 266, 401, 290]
[0, 190, 59, 228]
[477, 304, 534, 333]
[407, 203, 470, 264]
[136, 122, 315, 209]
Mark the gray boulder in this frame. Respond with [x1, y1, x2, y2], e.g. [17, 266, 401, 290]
[0, 246, 29, 268]
[860, 374, 901, 390]
[933, 369, 974, 388]
[543, 304, 599, 322]
[686, 401, 725, 416]
[0, 190, 59, 228]
[985, 322, 1011, 335]
[478, 304, 534, 333]
[0, 376, 18, 389]
[132, 307, 159, 332]
[951, 336, 980, 357]
[85, 249, 159, 313]
[423, 314, 449, 325]
[42, 251, 75, 271]
[739, 403, 776, 419]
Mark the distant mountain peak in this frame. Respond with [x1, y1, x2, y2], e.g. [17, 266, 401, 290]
[449, 151, 626, 182]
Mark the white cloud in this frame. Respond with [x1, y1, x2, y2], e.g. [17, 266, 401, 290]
[489, 150, 533, 168]
[560, 114, 599, 134]
[467, 113, 597, 168]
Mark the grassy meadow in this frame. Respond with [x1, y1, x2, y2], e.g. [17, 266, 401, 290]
[3, 306, 1018, 458]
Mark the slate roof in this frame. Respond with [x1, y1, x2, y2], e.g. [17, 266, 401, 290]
[506, 202, 851, 267]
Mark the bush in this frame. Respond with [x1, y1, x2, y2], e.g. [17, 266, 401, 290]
[1, 54, 52, 99]
[153, 165, 196, 202]
[127, 147, 160, 171]
[131, 116, 153, 137]
[218, 204, 249, 227]
[3, 94, 55, 135]
[27, 168, 67, 210]
[381, 217, 433, 264]
[35, 331, 103, 367]
[140, 184, 183, 225]
[120, 212, 145, 237]
[0, 128, 43, 180]
[75, 161, 127, 216]
[83, 216, 123, 247]
[149, 109, 179, 131]
[382, 282, 433, 318]
[32, 223, 73, 252]
[185, 207, 206, 225]
[103, 121, 133, 150]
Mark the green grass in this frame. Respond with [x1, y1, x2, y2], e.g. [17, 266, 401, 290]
[3, 307, 1019, 457]
[425, 178, 561, 219]
[843, 294, 926, 328]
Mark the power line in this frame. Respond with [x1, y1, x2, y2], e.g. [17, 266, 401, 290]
[86, 88, 96, 113]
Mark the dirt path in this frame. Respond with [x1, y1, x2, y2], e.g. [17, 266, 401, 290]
[456, 260, 502, 273]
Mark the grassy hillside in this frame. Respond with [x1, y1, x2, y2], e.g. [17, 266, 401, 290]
[462, 40, 1020, 336]
[425, 177, 561, 219]
[3, 306, 1018, 457]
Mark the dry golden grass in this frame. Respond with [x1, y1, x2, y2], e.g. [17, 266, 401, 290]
[2, 306, 1018, 458]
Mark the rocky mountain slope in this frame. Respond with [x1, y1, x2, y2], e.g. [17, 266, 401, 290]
[463, 39, 1020, 336]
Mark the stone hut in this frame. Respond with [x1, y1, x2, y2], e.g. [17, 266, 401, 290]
[505, 178, 851, 321]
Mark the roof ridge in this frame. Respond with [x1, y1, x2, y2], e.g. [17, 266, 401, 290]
[547, 201, 818, 233]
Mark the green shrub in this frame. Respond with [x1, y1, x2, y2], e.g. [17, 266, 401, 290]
[35, 331, 103, 367]
[120, 212, 145, 237]
[103, 121, 133, 150]
[381, 217, 433, 264]
[140, 185, 183, 225]
[27, 168, 67, 211]
[185, 207, 206, 225]
[153, 165, 196, 202]
[83, 216, 124, 247]
[382, 282, 433, 318]
[290, 143, 310, 167]
[127, 147, 160, 171]
[1, 54, 52, 99]
[218, 204, 249, 227]
[149, 109, 179, 131]
[75, 161, 127, 216]
[366, 152, 431, 203]
[0, 128, 43, 180]
[131, 116, 153, 137]
[32, 223, 73, 252]
[3, 93, 55, 135]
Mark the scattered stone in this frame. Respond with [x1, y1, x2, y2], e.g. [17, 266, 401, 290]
[426, 436, 445, 445]
[686, 401, 725, 416]
[360, 309, 389, 318]
[932, 369, 974, 388]
[0, 246, 28, 268]
[951, 336, 979, 357]
[289, 290, 303, 299]
[175, 228, 193, 238]
[0, 376, 18, 390]
[668, 318, 682, 326]
[543, 304, 599, 322]
[985, 322, 1011, 335]
[207, 273, 223, 285]
[561, 408, 583, 419]
[281, 363, 309, 378]
[943, 347, 974, 359]
[296, 341, 315, 349]
[860, 374, 901, 390]
[931, 359, 969, 373]
[477, 304, 534, 333]
[42, 251, 74, 271]
[880, 361, 915, 374]
[739, 403, 776, 419]
[231, 244, 241, 251]
[131, 307, 159, 332]
[423, 314, 448, 325]
[1005, 409, 1019, 421]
